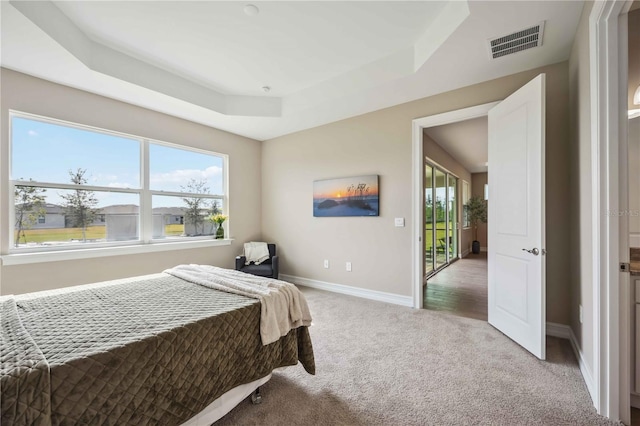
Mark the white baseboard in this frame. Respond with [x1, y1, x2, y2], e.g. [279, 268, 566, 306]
[546, 322, 572, 339]
[480, 246, 488, 252]
[280, 274, 413, 308]
[461, 249, 470, 257]
[546, 322, 595, 404]
[631, 393, 640, 409]
[630, 233, 640, 248]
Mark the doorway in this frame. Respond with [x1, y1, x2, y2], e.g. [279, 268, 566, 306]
[412, 102, 498, 312]
[413, 74, 547, 361]
[424, 162, 458, 278]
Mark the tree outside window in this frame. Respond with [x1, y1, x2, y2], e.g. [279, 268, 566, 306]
[61, 168, 99, 242]
[14, 181, 46, 247]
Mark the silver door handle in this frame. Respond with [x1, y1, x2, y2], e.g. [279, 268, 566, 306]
[522, 248, 540, 256]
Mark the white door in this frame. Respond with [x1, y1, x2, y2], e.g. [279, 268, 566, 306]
[488, 74, 546, 360]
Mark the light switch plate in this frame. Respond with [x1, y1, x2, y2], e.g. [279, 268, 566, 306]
[394, 218, 405, 227]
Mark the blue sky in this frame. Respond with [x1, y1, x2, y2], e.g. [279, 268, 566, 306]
[12, 117, 224, 208]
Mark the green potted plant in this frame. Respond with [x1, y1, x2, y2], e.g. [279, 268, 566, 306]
[466, 196, 487, 254]
[209, 214, 228, 239]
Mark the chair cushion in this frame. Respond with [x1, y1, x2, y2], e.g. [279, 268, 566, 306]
[240, 264, 274, 277]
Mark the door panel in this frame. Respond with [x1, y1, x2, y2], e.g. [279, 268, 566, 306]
[494, 254, 529, 322]
[488, 74, 546, 359]
[494, 105, 529, 236]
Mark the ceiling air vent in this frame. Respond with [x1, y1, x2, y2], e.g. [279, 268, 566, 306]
[488, 21, 545, 59]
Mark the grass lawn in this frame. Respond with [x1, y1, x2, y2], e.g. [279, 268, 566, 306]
[165, 224, 185, 236]
[425, 223, 452, 250]
[425, 222, 458, 270]
[15, 224, 186, 244]
[15, 226, 107, 243]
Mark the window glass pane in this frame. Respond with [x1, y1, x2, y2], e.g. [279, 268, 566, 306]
[150, 144, 223, 194]
[11, 116, 140, 188]
[424, 165, 434, 275]
[152, 195, 224, 238]
[462, 181, 470, 228]
[435, 169, 447, 269]
[13, 186, 139, 248]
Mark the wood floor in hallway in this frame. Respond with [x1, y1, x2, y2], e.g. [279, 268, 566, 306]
[424, 252, 488, 321]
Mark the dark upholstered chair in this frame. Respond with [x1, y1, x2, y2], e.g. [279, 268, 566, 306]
[235, 243, 279, 279]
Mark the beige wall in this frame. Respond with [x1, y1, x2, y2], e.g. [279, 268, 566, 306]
[630, 117, 640, 242]
[422, 133, 473, 256]
[0, 69, 262, 295]
[471, 172, 488, 249]
[629, 9, 640, 242]
[568, 1, 595, 376]
[262, 61, 571, 324]
[628, 9, 640, 111]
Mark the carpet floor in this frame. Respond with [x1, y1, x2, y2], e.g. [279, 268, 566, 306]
[216, 287, 617, 425]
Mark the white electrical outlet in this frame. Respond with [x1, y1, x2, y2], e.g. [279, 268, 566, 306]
[579, 304, 583, 324]
[394, 218, 405, 227]
[346, 262, 352, 272]
[323, 259, 329, 269]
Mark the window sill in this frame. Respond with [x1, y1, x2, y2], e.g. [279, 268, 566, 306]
[0, 239, 233, 266]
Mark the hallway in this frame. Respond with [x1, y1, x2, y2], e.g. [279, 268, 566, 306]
[424, 252, 487, 321]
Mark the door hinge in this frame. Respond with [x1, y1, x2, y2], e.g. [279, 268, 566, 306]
[620, 262, 630, 273]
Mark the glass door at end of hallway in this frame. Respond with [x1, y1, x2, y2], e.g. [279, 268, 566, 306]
[424, 162, 458, 279]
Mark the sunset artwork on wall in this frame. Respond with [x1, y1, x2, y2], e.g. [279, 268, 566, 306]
[313, 175, 379, 217]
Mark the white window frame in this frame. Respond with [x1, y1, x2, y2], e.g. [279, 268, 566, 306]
[2, 111, 230, 265]
[462, 180, 471, 229]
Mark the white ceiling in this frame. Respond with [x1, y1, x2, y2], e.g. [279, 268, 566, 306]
[1, 1, 585, 141]
[424, 117, 488, 174]
[55, 1, 446, 97]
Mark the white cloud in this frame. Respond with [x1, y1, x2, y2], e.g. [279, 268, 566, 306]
[27, 130, 38, 136]
[107, 182, 133, 189]
[150, 166, 222, 189]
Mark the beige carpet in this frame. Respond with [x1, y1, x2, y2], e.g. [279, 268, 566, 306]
[216, 287, 617, 425]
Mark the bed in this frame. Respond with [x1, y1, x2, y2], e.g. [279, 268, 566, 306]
[0, 267, 315, 425]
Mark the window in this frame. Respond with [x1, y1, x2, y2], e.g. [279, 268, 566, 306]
[9, 112, 227, 253]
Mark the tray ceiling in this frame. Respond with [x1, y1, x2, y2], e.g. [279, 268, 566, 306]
[1, 1, 584, 140]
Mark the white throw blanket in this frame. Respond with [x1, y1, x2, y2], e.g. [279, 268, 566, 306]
[164, 265, 312, 345]
[243, 242, 270, 265]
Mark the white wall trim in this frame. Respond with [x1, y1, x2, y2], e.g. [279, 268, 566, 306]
[630, 233, 640, 248]
[411, 102, 500, 310]
[589, 0, 633, 420]
[461, 248, 470, 258]
[546, 322, 572, 339]
[281, 274, 413, 308]
[0, 238, 232, 266]
[546, 322, 596, 401]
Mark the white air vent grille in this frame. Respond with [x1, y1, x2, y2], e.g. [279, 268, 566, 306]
[488, 22, 545, 59]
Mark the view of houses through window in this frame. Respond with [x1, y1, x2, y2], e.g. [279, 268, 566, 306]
[10, 113, 227, 251]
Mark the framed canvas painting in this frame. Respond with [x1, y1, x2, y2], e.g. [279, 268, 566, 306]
[313, 175, 379, 217]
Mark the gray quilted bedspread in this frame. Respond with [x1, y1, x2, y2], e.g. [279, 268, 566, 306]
[0, 273, 315, 426]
